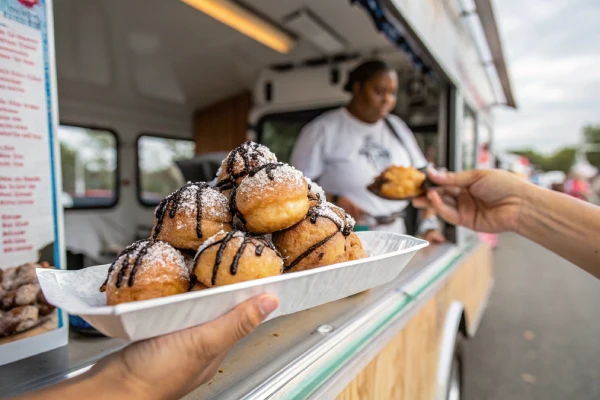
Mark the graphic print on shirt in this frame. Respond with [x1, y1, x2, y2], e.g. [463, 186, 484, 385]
[358, 136, 391, 171]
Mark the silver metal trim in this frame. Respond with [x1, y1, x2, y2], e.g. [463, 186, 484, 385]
[310, 247, 468, 400]
[435, 301, 464, 400]
[473, 0, 517, 108]
[239, 245, 472, 400]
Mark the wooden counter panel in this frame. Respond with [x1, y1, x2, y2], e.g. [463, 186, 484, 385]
[337, 244, 493, 400]
[193, 91, 251, 154]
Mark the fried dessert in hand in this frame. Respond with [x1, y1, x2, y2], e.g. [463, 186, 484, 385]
[370, 165, 427, 199]
[232, 163, 310, 234]
[194, 231, 283, 287]
[216, 141, 278, 192]
[273, 202, 357, 272]
[152, 182, 232, 251]
[101, 240, 190, 305]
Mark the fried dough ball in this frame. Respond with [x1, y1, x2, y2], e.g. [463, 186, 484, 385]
[273, 202, 356, 272]
[378, 166, 427, 198]
[151, 182, 232, 251]
[194, 231, 283, 287]
[344, 232, 367, 261]
[216, 141, 278, 191]
[0, 306, 40, 337]
[233, 163, 310, 234]
[307, 187, 322, 208]
[101, 240, 190, 305]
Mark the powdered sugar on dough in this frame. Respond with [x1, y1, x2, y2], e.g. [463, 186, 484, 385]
[195, 230, 235, 258]
[219, 142, 277, 179]
[305, 177, 326, 200]
[311, 202, 356, 234]
[237, 164, 306, 196]
[108, 240, 189, 286]
[157, 183, 230, 221]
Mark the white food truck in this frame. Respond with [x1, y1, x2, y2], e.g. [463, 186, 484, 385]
[0, 0, 516, 398]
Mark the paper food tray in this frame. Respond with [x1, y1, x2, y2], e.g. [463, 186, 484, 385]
[37, 232, 428, 341]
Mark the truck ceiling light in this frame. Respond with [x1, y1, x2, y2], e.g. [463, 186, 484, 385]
[180, 0, 295, 54]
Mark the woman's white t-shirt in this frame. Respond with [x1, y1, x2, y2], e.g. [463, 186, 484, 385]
[290, 108, 426, 232]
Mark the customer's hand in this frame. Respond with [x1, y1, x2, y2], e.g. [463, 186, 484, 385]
[92, 294, 279, 400]
[413, 169, 527, 233]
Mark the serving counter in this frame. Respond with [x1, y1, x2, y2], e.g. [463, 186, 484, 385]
[1, 241, 492, 399]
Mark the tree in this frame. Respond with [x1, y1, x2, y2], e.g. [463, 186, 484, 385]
[511, 147, 576, 173]
[583, 125, 600, 170]
[59, 141, 77, 194]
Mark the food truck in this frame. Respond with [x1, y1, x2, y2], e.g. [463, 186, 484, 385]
[0, 0, 516, 398]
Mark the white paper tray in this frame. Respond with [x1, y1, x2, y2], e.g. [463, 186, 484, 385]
[37, 232, 428, 341]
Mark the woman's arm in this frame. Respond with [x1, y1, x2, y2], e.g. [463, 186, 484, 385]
[413, 169, 600, 279]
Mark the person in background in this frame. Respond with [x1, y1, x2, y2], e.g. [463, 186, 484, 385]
[16, 294, 279, 400]
[290, 60, 444, 243]
[413, 169, 600, 279]
[476, 142, 498, 248]
[564, 170, 591, 201]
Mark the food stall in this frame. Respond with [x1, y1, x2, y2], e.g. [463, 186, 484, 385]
[0, 0, 516, 398]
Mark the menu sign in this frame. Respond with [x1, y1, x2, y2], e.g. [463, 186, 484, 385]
[0, 0, 67, 366]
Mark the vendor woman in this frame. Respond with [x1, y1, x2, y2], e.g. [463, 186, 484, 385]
[290, 59, 444, 242]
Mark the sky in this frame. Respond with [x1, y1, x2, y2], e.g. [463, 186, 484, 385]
[492, 0, 600, 153]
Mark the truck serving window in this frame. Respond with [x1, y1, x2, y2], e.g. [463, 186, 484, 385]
[257, 107, 338, 163]
[137, 134, 195, 206]
[462, 106, 477, 171]
[57, 125, 119, 209]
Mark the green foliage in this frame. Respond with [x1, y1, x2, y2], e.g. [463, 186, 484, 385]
[511, 147, 576, 173]
[59, 141, 77, 194]
[583, 125, 600, 170]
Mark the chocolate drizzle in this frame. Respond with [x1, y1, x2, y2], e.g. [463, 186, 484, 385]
[285, 231, 338, 272]
[152, 182, 210, 239]
[283, 203, 355, 272]
[216, 142, 276, 190]
[228, 162, 285, 226]
[212, 231, 237, 286]
[248, 162, 285, 179]
[255, 245, 264, 256]
[307, 204, 354, 236]
[101, 240, 167, 290]
[195, 231, 280, 286]
[308, 190, 321, 204]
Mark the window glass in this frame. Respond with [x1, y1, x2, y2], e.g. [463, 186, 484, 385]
[58, 125, 118, 209]
[137, 135, 195, 205]
[462, 106, 477, 170]
[258, 107, 337, 163]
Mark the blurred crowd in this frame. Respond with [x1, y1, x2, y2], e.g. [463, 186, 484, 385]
[498, 151, 600, 205]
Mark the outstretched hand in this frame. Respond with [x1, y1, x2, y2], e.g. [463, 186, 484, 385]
[413, 169, 527, 233]
[105, 294, 279, 399]
[19, 294, 280, 400]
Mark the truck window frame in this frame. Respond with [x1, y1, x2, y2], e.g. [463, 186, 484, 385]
[58, 123, 120, 211]
[255, 105, 341, 163]
[135, 133, 196, 207]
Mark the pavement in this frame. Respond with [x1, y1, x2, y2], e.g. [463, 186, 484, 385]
[464, 233, 600, 400]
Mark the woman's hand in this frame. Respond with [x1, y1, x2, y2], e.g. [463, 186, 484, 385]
[88, 294, 278, 400]
[336, 196, 365, 221]
[412, 169, 528, 233]
[422, 229, 445, 244]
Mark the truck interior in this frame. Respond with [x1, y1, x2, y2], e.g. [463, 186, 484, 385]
[53, 0, 451, 269]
